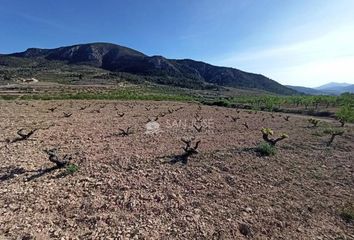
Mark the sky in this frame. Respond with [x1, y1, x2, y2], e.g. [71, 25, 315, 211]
[0, 0, 354, 87]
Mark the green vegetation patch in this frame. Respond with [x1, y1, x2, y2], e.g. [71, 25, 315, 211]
[336, 104, 354, 126]
[340, 204, 354, 223]
[1, 88, 197, 102]
[65, 164, 79, 175]
[256, 142, 276, 156]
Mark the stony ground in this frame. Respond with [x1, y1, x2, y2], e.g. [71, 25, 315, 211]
[0, 100, 353, 239]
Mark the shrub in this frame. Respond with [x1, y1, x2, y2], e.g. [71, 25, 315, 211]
[308, 118, 320, 127]
[0, 95, 18, 100]
[209, 99, 231, 107]
[340, 204, 354, 223]
[336, 105, 354, 127]
[323, 128, 344, 135]
[65, 164, 79, 175]
[323, 128, 344, 146]
[256, 142, 276, 156]
[261, 128, 288, 146]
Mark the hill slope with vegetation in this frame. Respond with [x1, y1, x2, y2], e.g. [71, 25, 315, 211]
[1, 43, 297, 95]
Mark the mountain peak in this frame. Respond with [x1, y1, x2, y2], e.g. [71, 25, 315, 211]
[316, 82, 352, 90]
[2, 42, 297, 95]
[10, 42, 146, 67]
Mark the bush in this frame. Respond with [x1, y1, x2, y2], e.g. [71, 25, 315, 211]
[308, 118, 320, 127]
[323, 128, 344, 135]
[0, 95, 18, 100]
[340, 204, 354, 223]
[336, 105, 354, 127]
[209, 99, 231, 107]
[256, 142, 276, 156]
[261, 128, 288, 146]
[65, 164, 79, 175]
[323, 128, 344, 146]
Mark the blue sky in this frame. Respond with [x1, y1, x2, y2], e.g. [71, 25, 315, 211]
[0, 0, 353, 87]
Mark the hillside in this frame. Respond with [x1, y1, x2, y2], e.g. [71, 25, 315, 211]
[285, 85, 327, 95]
[315, 82, 354, 95]
[342, 85, 354, 93]
[1, 43, 297, 95]
[316, 82, 352, 90]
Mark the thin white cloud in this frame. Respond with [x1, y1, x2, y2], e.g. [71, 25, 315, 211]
[14, 12, 67, 31]
[222, 26, 354, 63]
[213, 26, 354, 87]
[268, 55, 354, 87]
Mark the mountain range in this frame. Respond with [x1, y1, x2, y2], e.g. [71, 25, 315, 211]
[285, 85, 326, 95]
[287, 82, 354, 95]
[0, 42, 297, 95]
[315, 82, 354, 94]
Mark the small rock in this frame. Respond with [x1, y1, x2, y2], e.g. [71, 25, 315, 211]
[9, 204, 19, 211]
[275, 220, 284, 228]
[239, 223, 252, 237]
[245, 207, 253, 213]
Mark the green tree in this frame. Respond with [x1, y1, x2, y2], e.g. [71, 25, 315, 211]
[336, 105, 354, 127]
